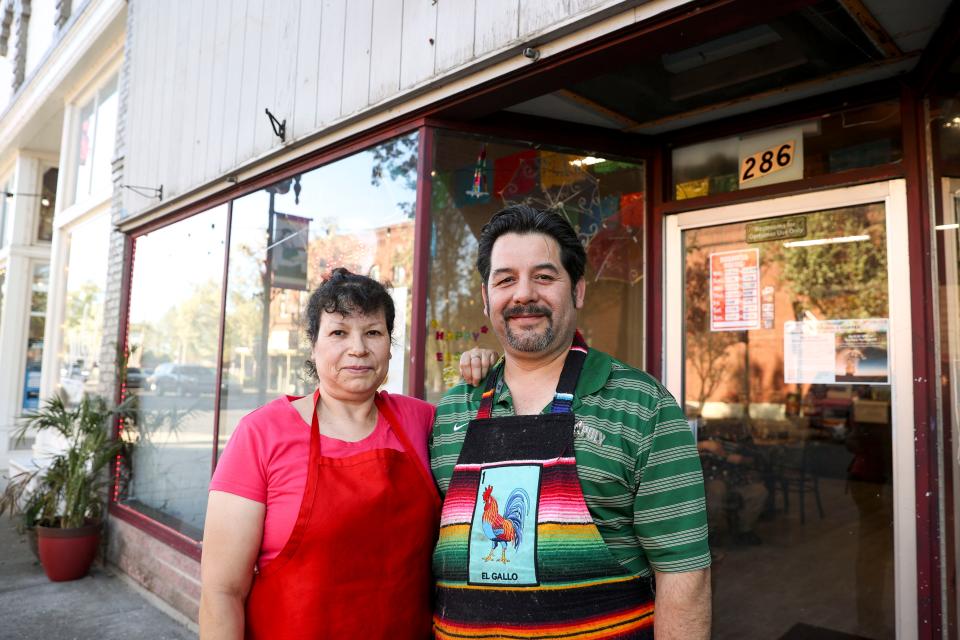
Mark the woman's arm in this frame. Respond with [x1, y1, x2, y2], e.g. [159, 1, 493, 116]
[199, 491, 266, 640]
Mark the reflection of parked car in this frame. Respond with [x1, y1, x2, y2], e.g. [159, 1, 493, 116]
[149, 363, 206, 395]
[125, 367, 146, 389]
[147, 363, 231, 396]
[23, 364, 41, 409]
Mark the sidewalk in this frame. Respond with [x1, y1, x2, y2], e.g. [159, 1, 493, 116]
[0, 516, 197, 640]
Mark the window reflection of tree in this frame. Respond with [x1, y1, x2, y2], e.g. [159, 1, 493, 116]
[777, 206, 888, 320]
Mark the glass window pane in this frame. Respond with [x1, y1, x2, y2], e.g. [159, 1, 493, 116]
[23, 264, 49, 410]
[425, 130, 645, 403]
[36, 168, 57, 242]
[217, 132, 419, 453]
[72, 97, 96, 205]
[58, 213, 111, 404]
[683, 204, 894, 638]
[90, 76, 118, 199]
[122, 206, 227, 539]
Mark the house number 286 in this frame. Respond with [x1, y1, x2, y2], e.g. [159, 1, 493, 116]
[740, 141, 795, 184]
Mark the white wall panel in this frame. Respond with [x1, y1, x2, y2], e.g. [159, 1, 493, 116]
[369, 0, 403, 104]
[252, 1, 289, 158]
[176, 0, 205, 193]
[154, 5, 179, 200]
[204, 0, 233, 183]
[568, 0, 607, 12]
[474, 0, 520, 56]
[435, 0, 476, 74]
[235, 0, 265, 165]
[316, 0, 347, 127]
[520, 0, 570, 36]
[123, 0, 683, 216]
[292, 0, 323, 139]
[134, 0, 161, 208]
[340, 0, 374, 116]
[193, 0, 222, 185]
[399, 0, 437, 90]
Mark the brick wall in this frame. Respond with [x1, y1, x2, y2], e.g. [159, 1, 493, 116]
[106, 515, 201, 622]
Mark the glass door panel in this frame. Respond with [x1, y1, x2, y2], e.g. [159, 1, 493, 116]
[682, 203, 894, 639]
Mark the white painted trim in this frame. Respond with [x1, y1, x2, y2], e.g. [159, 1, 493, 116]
[0, 0, 126, 162]
[62, 42, 124, 107]
[663, 180, 917, 638]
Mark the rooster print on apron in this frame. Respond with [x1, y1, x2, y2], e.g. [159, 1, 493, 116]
[433, 332, 655, 639]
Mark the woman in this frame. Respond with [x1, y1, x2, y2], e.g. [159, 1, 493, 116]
[200, 269, 495, 639]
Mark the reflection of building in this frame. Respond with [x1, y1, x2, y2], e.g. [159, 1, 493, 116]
[4, 1, 960, 636]
[0, 1, 124, 475]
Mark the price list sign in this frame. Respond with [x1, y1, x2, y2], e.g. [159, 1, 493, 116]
[709, 249, 760, 331]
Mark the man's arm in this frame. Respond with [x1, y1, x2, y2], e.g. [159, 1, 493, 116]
[654, 568, 711, 640]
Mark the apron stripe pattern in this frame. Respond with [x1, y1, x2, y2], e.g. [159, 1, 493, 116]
[434, 332, 654, 639]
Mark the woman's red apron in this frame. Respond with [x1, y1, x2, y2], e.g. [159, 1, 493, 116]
[245, 391, 441, 639]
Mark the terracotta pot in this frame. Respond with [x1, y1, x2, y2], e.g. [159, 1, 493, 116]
[36, 521, 100, 582]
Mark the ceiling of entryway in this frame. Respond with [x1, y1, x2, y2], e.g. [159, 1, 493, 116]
[503, 0, 953, 134]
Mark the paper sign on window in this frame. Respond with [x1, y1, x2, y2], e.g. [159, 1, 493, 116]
[709, 249, 760, 331]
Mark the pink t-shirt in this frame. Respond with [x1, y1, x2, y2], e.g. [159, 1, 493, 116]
[209, 391, 436, 567]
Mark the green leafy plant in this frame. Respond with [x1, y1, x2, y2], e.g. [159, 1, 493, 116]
[1, 394, 134, 530]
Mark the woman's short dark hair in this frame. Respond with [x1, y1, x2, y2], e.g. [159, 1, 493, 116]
[476, 204, 586, 293]
[304, 268, 394, 380]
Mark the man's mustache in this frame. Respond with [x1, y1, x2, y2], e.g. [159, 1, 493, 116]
[503, 305, 552, 320]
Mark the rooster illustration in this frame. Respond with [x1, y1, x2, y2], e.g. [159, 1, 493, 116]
[480, 485, 530, 563]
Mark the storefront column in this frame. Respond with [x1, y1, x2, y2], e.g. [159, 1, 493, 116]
[0, 153, 44, 469]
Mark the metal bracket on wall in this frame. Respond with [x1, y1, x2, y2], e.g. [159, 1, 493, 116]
[121, 184, 163, 201]
[265, 108, 286, 143]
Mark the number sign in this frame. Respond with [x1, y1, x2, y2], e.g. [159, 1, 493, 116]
[740, 140, 795, 185]
[737, 126, 804, 189]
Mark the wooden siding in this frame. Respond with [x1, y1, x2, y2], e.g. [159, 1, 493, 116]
[122, 0, 643, 217]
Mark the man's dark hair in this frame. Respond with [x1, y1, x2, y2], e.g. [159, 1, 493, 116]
[476, 204, 586, 293]
[304, 268, 395, 380]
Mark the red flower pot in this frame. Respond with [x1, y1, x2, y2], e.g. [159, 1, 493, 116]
[36, 521, 100, 582]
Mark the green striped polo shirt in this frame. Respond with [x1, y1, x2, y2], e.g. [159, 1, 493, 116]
[430, 348, 711, 578]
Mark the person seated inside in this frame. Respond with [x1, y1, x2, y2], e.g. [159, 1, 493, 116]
[698, 424, 768, 547]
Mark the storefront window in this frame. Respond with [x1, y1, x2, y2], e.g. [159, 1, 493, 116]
[57, 213, 111, 404]
[71, 75, 118, 206]
[217, 133, 419, 451]
[425, 130, 645, 403]
[122, 206, 227, 538]
[672, 100, 902, 200]
[23, 263, 49, 410]
[36, 168, 57, 242]
[119, 133, 420, 535]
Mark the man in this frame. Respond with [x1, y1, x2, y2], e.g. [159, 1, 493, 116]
[430, 205, 711, 640]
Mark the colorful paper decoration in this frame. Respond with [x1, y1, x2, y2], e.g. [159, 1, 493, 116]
[466, 146, 490, 199]
[586, 213, 643, 285]
[494, 150, 539, 198]
[619, 192, 644, 228]
[539, 151, 582, 190]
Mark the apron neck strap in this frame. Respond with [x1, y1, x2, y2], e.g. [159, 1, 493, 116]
[476, 330, 588, 418]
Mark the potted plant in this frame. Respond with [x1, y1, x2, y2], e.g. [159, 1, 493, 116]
[0, 394, 131, 581]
